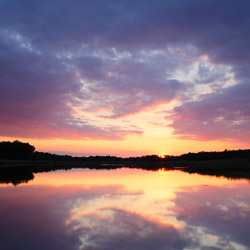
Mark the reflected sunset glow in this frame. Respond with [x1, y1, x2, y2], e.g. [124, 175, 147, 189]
[28, 168, 239, 189]
[1, 168, 249, 249]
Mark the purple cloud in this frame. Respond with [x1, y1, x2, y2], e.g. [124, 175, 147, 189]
[168, 82, 250, 142]
[0, 31, 142, 139]
[0, 0, 249, 141]
[76, 57, 186, 118]
[1, 0, 249, 61]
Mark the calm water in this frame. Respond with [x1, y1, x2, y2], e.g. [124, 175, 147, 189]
[0, 168, 250, 250]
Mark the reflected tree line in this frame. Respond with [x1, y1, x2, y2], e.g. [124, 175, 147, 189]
[0, 140, 250, 185]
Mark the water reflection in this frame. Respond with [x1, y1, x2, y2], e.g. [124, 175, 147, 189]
[76, 208, 193, 250]
[0, 169, 249, 250]
[0, 167, 34, 185]
[172, 184, 250, 249]
[0, 185, 142, 250]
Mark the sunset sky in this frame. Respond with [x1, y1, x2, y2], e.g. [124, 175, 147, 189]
[0, 0, 250, 156]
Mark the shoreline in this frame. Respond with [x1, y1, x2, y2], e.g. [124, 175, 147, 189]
[0, 158, 250, 185]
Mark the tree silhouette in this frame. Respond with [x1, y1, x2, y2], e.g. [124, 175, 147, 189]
[0, 140, 35, 160]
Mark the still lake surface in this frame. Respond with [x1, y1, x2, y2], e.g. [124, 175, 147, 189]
[0, 168, 250, 250]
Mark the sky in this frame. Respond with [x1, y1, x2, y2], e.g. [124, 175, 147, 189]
[0, 0, 250, 156]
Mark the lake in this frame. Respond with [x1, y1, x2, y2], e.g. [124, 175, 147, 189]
[0, 168, 249, 250]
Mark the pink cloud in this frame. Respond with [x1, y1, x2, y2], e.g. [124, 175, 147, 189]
[168, 82, 250, 143]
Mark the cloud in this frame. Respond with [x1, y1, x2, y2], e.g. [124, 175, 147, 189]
[195, 60, 231, 85]
[0, 0, 250, 141]
[77, 56, 186, 118]
[168, 82, 250, 142]
[1, 0, 250, 61]
[0, 31, 142, 139]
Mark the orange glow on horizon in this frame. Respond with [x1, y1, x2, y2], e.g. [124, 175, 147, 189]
[0, 98, 250, 157]
[158, 154, 166, 159]
[0, 133, 249, 158]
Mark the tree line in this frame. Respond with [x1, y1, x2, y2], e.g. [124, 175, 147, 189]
[0, 140, 249, 162]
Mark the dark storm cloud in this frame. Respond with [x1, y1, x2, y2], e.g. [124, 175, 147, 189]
[0, 0, 249, 140]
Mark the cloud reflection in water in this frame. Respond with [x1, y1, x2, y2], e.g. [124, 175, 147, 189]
[76, 208, 193, 250]
[0, 177, 250, 250]
[0, 184, 194, 250]
[171, 184, 250, 249]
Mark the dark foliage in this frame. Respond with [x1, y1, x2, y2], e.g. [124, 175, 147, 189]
[0, 140, 35, 160]
[176, 149, 250, 161]
[0, 167, 34, 185]
[34, 151, 73, 161]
